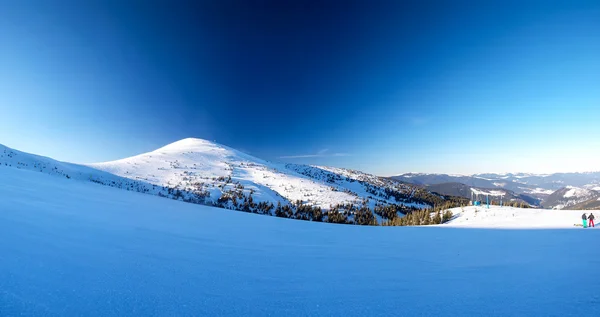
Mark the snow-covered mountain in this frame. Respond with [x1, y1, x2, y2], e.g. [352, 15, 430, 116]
[425, 182, 538, 206]
[88, 138, 460, 220]
[392, 171, 600, 203]
[1, 139, 457, 223]
[540, 186, 600, 210]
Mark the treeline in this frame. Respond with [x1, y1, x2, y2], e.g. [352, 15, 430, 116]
[495, 200, 530, 208]
[274, 201, 377, 226]
[379, 201, 456, 226]
[383, 208, 454, 226]
[119, 172, 463, 227]
[156, 167, 469, 227]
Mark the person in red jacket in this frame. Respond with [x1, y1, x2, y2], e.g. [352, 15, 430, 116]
[588, 213, 595, 228]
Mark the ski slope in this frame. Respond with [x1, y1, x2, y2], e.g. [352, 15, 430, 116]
[444, 205, 599, 228]
[2, 166, 599, 316]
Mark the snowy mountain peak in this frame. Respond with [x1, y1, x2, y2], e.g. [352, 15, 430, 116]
[157, 137, 214, 150]
[154, 138, 226, 153]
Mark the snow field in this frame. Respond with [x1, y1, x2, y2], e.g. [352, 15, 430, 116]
[444, 205, 598, 228]
[1, 167, 599, 316]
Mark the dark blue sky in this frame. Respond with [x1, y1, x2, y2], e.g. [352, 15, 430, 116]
[1, 0, 599, 175]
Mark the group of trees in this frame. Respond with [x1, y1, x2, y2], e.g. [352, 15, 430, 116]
[382, 206, 454, 227]
[272, 201, 379, 226]
[499, 201, 530, 208]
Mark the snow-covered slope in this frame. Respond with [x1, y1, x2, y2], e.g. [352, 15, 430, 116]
[0, 143, 154, 192]
[2, 165, 599, 316]
[443, 205, 597, 228]
[1, 139, 446, 224]
[89, 138, 436, 212]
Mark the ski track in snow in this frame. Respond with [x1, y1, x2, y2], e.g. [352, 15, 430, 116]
[1, 167, 600, 316]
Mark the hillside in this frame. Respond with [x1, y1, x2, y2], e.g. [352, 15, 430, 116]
[568, 196, 600, 210]
[1, 139, 464, 224]
[542, 186, 600, 209]
[89, 138, 429, 209]
[0, 143, 153, 192]
[2, 165, 599, 316]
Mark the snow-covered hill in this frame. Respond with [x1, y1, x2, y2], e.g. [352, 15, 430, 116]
[443, 205, 597, 228]
[0, 143, 154, 192]
[1, 139, 451, 224]
[2, 163, 599, 316]
[541, 186, 599, 209]
[88, 138, 441, 213]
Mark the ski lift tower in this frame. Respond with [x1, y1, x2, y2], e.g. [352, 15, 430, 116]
[471, 190, 481, 206]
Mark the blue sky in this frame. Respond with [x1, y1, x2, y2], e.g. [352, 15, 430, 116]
[1, 0, 599, 175]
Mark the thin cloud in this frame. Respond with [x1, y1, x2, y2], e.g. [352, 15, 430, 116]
[279, 149, 351, 159]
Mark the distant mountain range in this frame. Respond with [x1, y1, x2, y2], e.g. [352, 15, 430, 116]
[392, 172, 600, 209]
[425, 182, 538, 206]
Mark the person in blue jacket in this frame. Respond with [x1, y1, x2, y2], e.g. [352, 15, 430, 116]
[582, 213, 587, 228]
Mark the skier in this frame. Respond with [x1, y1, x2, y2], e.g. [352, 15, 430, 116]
[588, 213, 595, 228]
[582, 213, 587, 228]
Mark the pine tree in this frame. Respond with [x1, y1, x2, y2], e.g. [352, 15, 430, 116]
[432, 210, 442, 224]
[442, 210, 453, 223]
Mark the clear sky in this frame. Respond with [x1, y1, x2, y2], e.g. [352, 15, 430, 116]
[1, 0, 599, 176]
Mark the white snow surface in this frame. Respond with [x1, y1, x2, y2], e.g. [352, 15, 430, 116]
[0, 144, 149, 189]
[527, 187, 555, 195]
[563, 186, 591, 198]
[2, 166, 600, 316]
[444, 205, 598, 228]
[470, 188, 505, 196]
